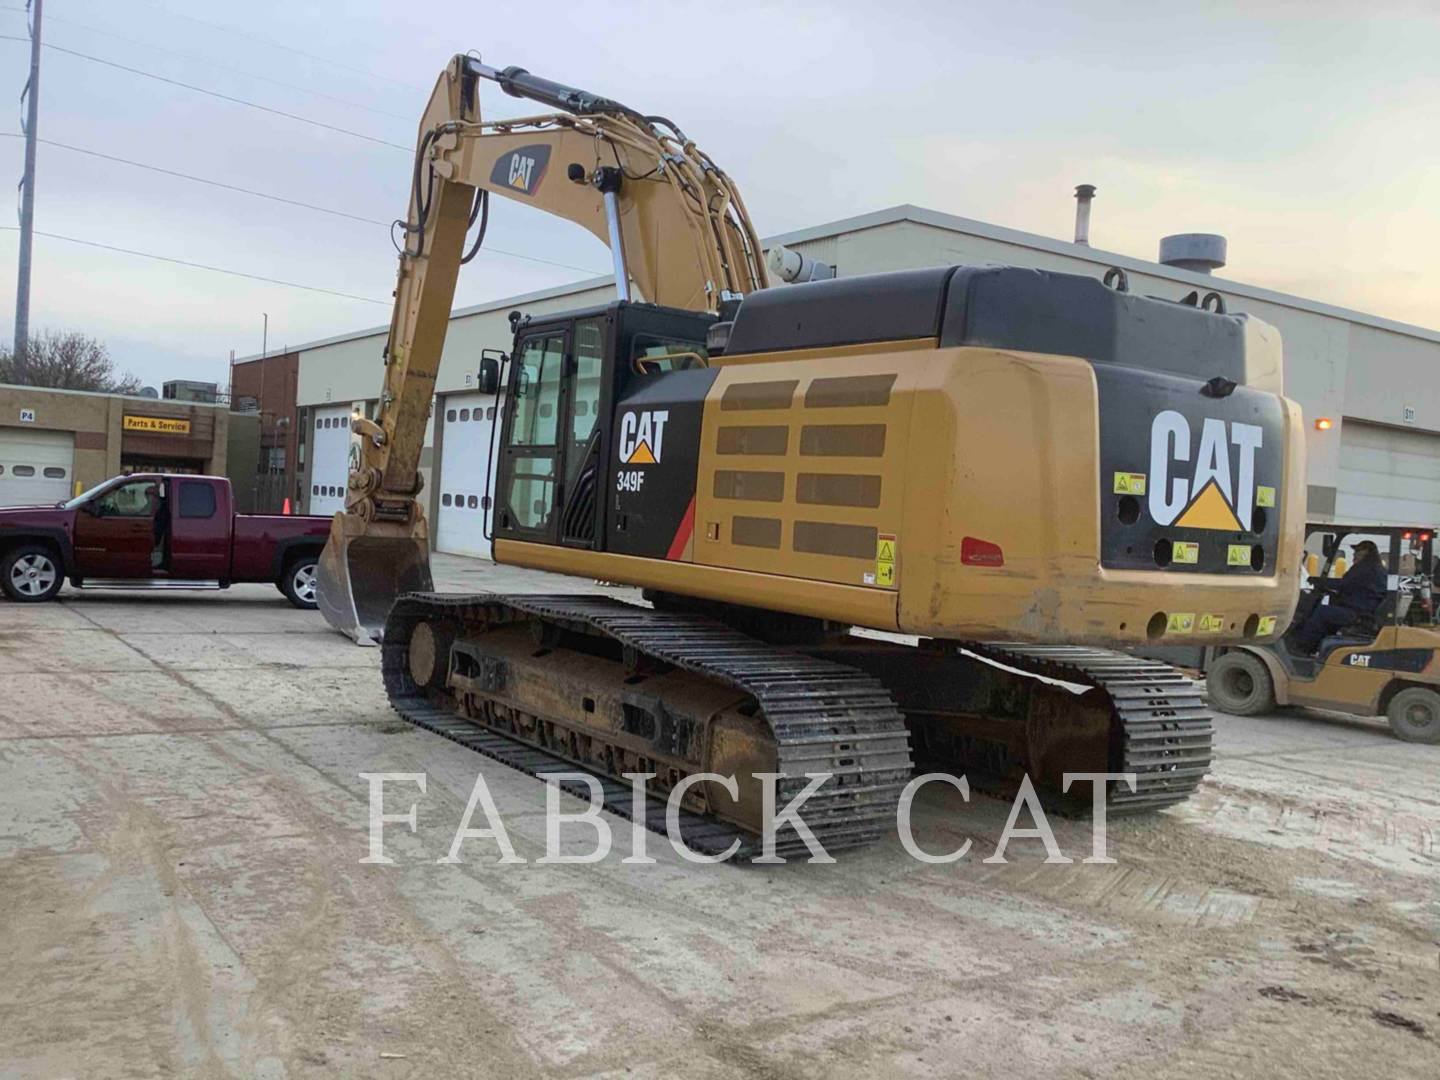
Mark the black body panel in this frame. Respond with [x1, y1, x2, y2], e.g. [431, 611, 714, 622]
[606, 368, 717, 558]
[1334, 647, 1433, 674]
[940, 267, 1251, 387]
[723, 265, 1254, 389]
[1094, 362, 1285, 575]
[724, 267, 953, 354]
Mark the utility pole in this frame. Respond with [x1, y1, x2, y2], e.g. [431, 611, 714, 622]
[13, 0, 42, 379]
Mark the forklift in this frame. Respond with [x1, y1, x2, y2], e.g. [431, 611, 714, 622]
[1205, 524, 1440, 742]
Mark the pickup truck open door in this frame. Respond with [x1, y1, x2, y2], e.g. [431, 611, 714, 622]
[72, 477, 162, 578]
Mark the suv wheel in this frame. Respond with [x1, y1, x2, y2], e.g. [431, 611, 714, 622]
[2, 545, 64, 603]
[281, 557, 320, 610]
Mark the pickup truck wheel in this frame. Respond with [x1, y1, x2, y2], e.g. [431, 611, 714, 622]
[2, 545, 64, 603]
[281, 557, 320, 610]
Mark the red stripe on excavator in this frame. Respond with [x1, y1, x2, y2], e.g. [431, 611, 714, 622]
[666, 496, 697, 560]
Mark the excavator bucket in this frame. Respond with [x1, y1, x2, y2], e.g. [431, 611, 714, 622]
[316, 511, 433, 647]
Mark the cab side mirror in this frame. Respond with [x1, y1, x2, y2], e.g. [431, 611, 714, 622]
[479, 356, 501, 395]
[1321, 534, 1338, 559]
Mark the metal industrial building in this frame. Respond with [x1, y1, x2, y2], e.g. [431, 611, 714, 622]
[272, 203, 1440, 557]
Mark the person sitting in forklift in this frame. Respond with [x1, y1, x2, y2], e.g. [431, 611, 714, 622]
[1292, 539, 1387, 653]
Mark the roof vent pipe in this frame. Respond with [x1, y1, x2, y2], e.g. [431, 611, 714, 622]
[1073, 184, 1096, 245]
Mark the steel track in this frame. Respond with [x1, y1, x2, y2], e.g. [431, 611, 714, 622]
[382, 593, 915, 861]
[958, 642, 1214, 813]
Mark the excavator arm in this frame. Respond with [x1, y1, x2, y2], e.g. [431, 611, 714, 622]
[317, 54, 768, 644]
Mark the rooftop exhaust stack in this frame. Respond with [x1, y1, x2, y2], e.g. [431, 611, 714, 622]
[1159, 233, 1227, 274]
[1073, 184, 1096, 245]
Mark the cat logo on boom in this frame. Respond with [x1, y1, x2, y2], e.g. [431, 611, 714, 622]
[488, 145, 551, 197]
[1148, 410, 1266, 531]
[618, 410, 668, 465]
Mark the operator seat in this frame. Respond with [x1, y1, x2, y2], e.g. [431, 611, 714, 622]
[1316, 593, 1393, 663]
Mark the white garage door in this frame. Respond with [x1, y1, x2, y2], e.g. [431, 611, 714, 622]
[435, 392, 499, 559]
[1336, 420, 1440, 525]
[308, 404, 356, 516]
[0, 427, 75, 507]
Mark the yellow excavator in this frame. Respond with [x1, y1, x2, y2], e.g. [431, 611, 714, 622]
[318, 54, 1307, 858]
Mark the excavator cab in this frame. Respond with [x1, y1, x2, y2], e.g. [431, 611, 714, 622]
[492, 302, 714, 557]
[318, 300, 713, 645]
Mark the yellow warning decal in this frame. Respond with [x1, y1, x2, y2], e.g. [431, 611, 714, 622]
[876, 534, 897, 587]
[1113, 471, 1147, 495]
[1173, 541, 1200, 565]
[1227, 544, 1252, 567]
[1167, 612, 1195, 634]
[1256, 615, 1278, 636]
[1198, 613, 1225, 633]
[1256, 485, 1276, 508]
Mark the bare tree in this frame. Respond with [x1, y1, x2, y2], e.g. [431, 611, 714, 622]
[0, 331, 142, 394]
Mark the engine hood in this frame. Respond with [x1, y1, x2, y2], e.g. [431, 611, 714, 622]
[0, 505, 73, 529]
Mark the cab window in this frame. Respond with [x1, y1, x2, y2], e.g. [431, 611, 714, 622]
[507, 334, 565, 448]
[178, 481, 217, 519]
[631, 335, 707, 375]
[93, 480, 161, 517]
[571, 319, 605, 448]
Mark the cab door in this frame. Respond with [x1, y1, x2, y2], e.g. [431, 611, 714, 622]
[556, 317, 607, 548]
[72, 478, 162, 578]
[495, 330, 568, 542]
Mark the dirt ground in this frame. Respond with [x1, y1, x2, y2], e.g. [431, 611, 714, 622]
[1, 555, 1437, 1079]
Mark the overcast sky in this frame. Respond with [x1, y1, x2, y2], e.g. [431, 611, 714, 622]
[2, 0, 1438, 390]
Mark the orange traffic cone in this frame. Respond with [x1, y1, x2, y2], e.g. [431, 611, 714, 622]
[282, 497, 292, 515]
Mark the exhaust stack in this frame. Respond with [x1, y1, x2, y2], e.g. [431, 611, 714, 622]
[1073, 184, 1096, 246]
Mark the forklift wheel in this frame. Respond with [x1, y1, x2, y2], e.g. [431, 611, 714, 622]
[1206, 651, 1276, 716]
[1386, 687, 1440, 744]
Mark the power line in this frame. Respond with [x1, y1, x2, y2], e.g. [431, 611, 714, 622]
[0, 34, 410, 151]
[115, 0, 431, 95]
[0, 133, 387, 225]
[0, 133, 609, 276]
[0, 5, 415, 122]
[0, 226, 390, 304]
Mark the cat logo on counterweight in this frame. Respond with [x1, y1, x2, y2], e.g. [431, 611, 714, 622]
[1148, 410, 1266, 531]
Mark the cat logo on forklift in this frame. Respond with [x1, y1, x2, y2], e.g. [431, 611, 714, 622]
[1148, 411, 1265, 531]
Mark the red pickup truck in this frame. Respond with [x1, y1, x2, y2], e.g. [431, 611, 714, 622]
[0, 473, 332, 608]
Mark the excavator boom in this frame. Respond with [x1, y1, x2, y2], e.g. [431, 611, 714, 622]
[318, 54, 768, 644]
